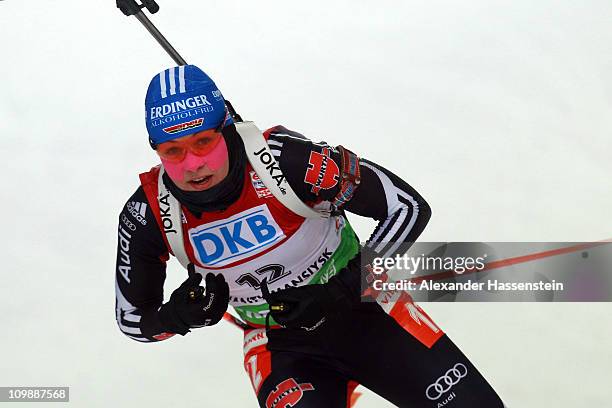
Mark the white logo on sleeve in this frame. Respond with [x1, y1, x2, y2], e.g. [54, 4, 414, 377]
[188, 205, 285, 267]
[127, 201, 148, 225]
[425, 363, 468, 401]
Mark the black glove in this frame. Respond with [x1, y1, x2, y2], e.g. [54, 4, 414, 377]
[159, 264, 230, 335]
[261, 274, 357, 331]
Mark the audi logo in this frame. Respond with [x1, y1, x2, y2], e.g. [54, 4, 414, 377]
[425, 363, 468, 400]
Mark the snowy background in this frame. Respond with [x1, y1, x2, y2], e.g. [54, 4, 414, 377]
[1, 0, 611, 406]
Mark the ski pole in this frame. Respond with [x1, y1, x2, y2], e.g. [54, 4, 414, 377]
[116, 0, 187, 65]
[116, 1, 243, 131]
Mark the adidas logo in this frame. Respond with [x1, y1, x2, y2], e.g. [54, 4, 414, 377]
[126, 201, 148, 226]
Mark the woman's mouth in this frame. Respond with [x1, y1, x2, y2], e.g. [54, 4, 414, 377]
[188, 175, 213, 188]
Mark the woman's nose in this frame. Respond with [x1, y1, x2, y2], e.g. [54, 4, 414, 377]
[182, 151, 208, 172]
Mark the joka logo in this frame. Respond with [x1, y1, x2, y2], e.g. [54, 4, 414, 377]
[253, 147, 287, 194]
[189, 205, 284, 267]
[163, 118, 204, 134]
[304, 147, 339, 194]
[265, 378, 314, 408]
[158, 193, 177, 234]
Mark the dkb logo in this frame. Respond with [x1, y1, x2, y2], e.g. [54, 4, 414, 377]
[189, 205, 284, 267]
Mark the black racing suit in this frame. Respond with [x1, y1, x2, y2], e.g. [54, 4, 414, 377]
[115, 125, 505, 407]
